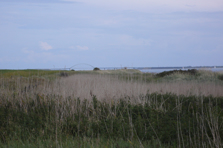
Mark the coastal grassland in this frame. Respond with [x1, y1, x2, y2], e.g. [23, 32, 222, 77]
[1, 69, 223, 147]
[0, 69, 71, 77]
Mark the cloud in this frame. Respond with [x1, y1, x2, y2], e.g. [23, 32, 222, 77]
[120, 35, 152, 46]
[0, 56, 20, 62]
[0, 0, 76, 4]
[76, 45, 89, 50]
[108, 35, 152, 46]
[40, 42, 53, 50]
[22, 48, 69, 63]
[65, 0, 223, 12]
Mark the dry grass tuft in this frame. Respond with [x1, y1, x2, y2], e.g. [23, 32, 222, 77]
[1, 73, 223, 105]
[43, 74, 223, 103]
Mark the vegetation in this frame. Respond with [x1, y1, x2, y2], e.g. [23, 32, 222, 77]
[218, 74, 223, 81]
[93, 67, 100, 71]
[59, 72, 68, 77]
[155, 69, 197, 77]
[0, 69, 75, 78]
[0, 69, 223, 147]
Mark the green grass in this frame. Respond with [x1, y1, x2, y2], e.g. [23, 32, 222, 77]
[1, 93, 223, 147]
[155, 70, 223, 84]
[1, 69, 223, 147]
[0, 137, 165, 148]
[0, 69, 75, 78]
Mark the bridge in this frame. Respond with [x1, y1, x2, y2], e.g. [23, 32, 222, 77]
[69, 63, 95, 70]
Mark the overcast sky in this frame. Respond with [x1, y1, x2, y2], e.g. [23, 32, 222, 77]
[0, 0, 223, 69]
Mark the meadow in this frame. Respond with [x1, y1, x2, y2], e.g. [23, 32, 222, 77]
[0, 69, 223, 147]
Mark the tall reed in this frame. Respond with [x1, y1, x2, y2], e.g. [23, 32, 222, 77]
[1, 71, 223, 147]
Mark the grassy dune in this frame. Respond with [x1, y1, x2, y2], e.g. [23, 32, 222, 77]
[0, 69, 223, 147]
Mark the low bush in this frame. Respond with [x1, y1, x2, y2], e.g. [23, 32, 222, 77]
[218, 75, 223, 81]
[156, 69, 197, 77]
[93, 67, 100, 71]
[60, 72, 68, 77]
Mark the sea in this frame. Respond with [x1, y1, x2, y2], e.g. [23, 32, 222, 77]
[137, 67, 223, 73]
[69, 66, 223, 73]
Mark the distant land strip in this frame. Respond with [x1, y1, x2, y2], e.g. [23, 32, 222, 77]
[1, 66, 223, 71]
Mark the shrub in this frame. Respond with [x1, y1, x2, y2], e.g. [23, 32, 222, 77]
[156, 69, 197, 77]
[93, 67, 100, 71]
[218, 75, 223, 81]
[60, 72, 68, 77]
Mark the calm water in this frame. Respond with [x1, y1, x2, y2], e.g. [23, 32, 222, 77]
[68, 66, 223, 73]
[98, 67, 223, 73]
[139, 68, 223, 73]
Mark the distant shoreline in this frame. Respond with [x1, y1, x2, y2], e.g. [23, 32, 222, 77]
[1, 66, 223, 72]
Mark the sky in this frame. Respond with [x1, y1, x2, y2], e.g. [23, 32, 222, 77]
[0, 0, 223, 69]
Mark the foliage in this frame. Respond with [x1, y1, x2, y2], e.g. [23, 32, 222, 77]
[156, 69, 198, 77]
[60, 72, 68, 77]
[1, 93, 223, 147]
[0, 70, 75, 78]
[0, 69, 223, 147]
[218, 74, 223, 81]
[93, 67, 100, 71]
